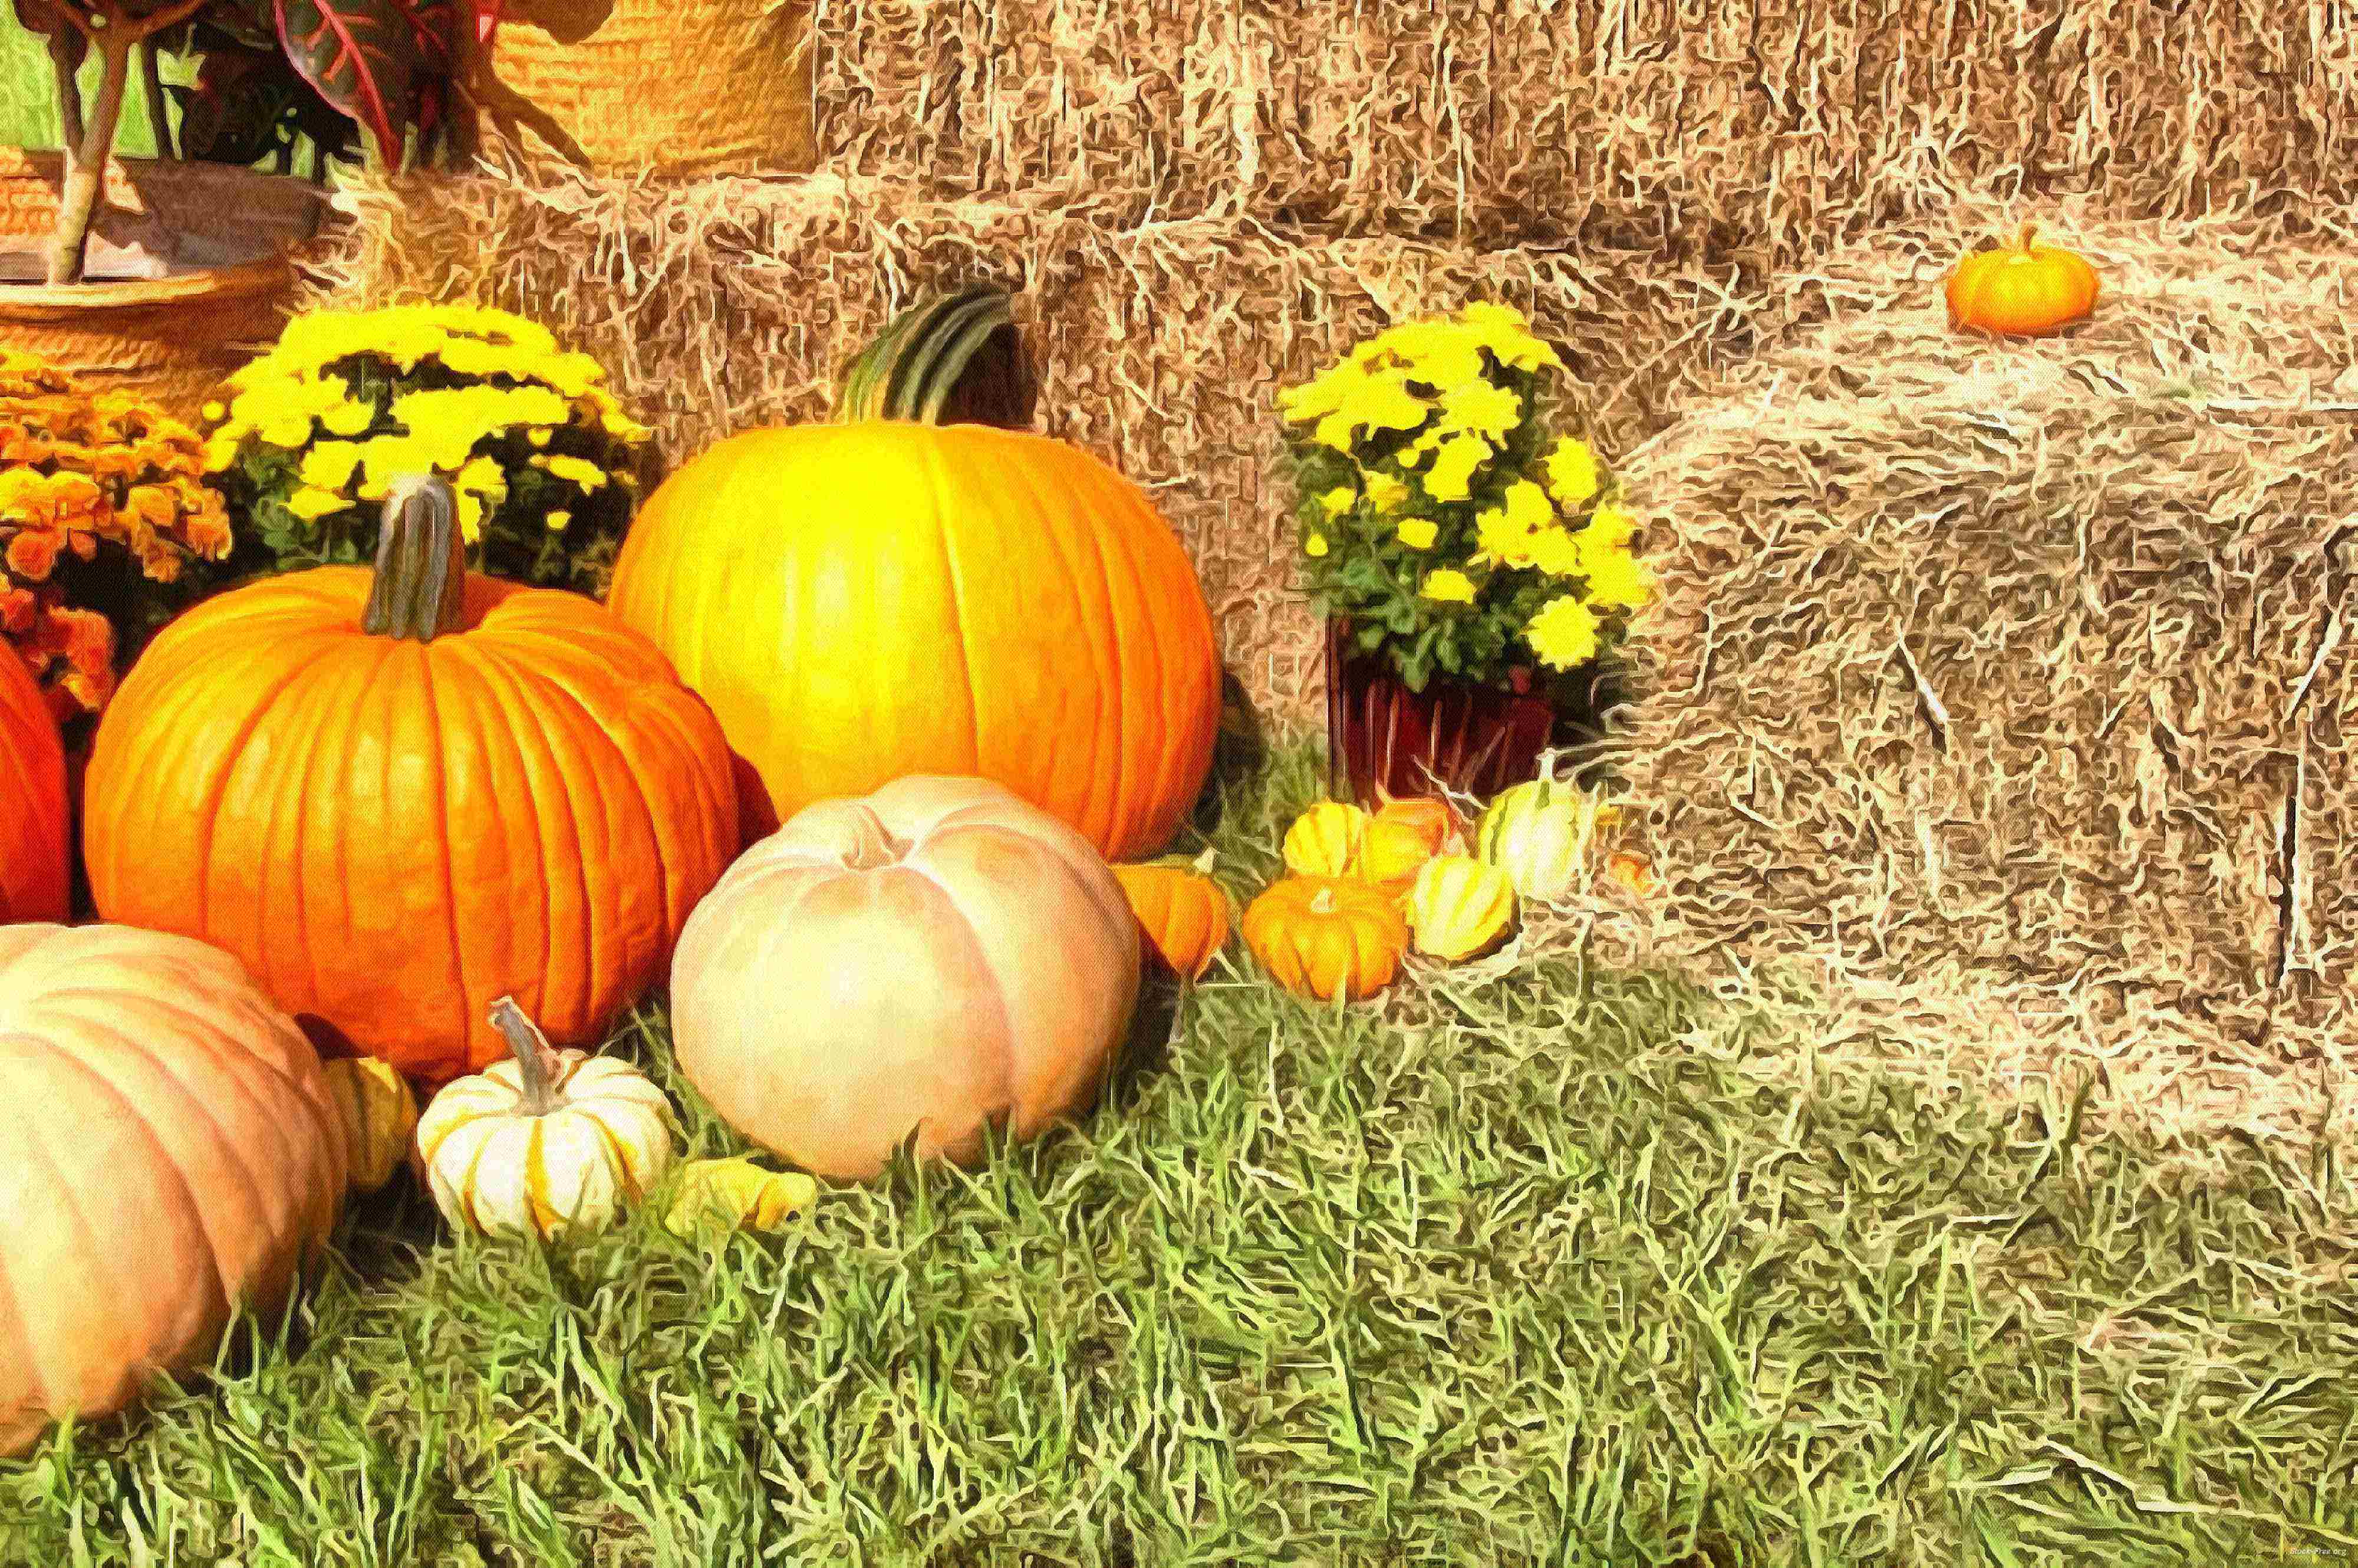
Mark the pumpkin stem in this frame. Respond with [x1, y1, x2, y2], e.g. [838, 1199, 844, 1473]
[1309, 886, 1337, 916]
[1189, 846, 1219, 875]
[836, 285, 1039, 431]
[488, 996, 564, 1116]
[842, 809, 914, 871]
[2015, 221, 2040, 254]
[361, 475, 469, 643]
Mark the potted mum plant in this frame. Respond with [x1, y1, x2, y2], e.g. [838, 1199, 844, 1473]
[1, 0, 461, 413]
[1278, 302, 1654, 804]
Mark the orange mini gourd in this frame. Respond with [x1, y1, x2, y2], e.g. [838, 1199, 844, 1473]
[1945, 222, 2100, 338]
[0, 646, 67, 923]
[607, 288, 1223, 861]
[1112, 849, 1231, 980]
[1242, 875, 1409, 1002]
[80, 477, 740, 1086]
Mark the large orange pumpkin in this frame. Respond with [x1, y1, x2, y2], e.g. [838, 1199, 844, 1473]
[606, 288, 1223, 862]
[0, 923, 347, 1456]
[80, 477, 740, 1086]
[0, 647, 68, 923]
[669, 775, 1141, 1182]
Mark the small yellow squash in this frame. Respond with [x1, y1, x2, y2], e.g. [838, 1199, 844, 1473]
[1407, 855, 1518, 961]
[663, 1157, 819, 1240]
[323, 1056, 421, 1194]
[1282, 801, 1368, 877]
[416, 998, 679, 1241]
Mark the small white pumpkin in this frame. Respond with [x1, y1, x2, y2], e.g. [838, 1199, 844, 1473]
[415, 997, 678, 1241]
[1472, 777, 1620, 903]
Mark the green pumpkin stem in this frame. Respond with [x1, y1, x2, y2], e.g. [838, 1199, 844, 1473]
[836, 285, 1039, 431]
[361, 475, 469, 643]
[488, 996, 564, 1116]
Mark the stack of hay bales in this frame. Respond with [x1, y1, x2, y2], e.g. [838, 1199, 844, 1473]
[320, 0, 2357, 723]
[1600, 193, 2357, 1151]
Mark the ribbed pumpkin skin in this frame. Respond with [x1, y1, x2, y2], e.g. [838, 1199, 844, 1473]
[0, 924, 347, 1457]
[0, 650, 68, 924]
[670, 775, 1141, 1182]
[1111, 862, 1230, 980]
[607, 422, 1224, 861]
[80, 570, 741, 1086]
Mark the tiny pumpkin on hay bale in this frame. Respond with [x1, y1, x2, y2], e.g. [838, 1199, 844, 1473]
[607, 286, 1223, 861]
[80, 475, 740, 1088]
[1111, 848, 1231, 981]
[1945, 222, 2100, 338]
[1242, 875, 1409, 1002]
[323, 1056, 421, 1195]
[1407, 855, 1518, 962]
[0, 644, 68, 924]
[668, 775, 1141, 1184]
[1282, 800, 1368, 877]
[0, 923, 347, 1458]
[415, 997, 680, 1242]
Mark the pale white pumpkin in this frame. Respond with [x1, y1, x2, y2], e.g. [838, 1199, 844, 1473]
[414, 999, 677, 1241]
[668, 775, 1141, 1182]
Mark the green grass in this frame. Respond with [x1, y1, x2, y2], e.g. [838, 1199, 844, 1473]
[4, 742, 2354, 1566]
[0, 25, 178, 156]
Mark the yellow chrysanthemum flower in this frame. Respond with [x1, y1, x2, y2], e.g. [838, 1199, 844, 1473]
[1526, 594, 1601, 670]
[1396, 517, 1438, 551]
[543, 454, 610, 491]
[1527, 525, 1583, 578]
[545, 509, 573, 532]
[200, 401, 226, 423]
[201, 434, 243, 474]
[1305, 532, 1331, 559]
[1371, 318, 1486, 390]
[287, 487, 351, 522]
[455, 490, 486, 544]
[1277, 360, 1368, 424]
[1473, 505, 1537, 568]
[455, 454, 508, 497]
[1312, 369, 1431, 452]
[1421, 568, 1477, 604]
[1583, 500, 1639, 551]
[1544, 437, 1600, 507]
[1579, 543, 1654, 610]
[1501, 479, 1553, 532]
[1362, 470, 1411, 512]
[1459, 302, 1566, 373]
[299, 442, 366, 492]
[1321, 486, 1357, 517]
[1422, 434, 1490, 502]
[1434, 379, 1522, 441]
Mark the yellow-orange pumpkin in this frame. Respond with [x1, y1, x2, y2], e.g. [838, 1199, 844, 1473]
[1241, 875, 1408, 1002]
[80, 477, 740, 1086]
[606, 289, 1222, 862]
[669, 775, 1141, 1182]
[0, 923, 347, 1457]
[1945, 222, 2100, 338]
[0, 647, 68, 924]
[1112, 850, 1230, 980]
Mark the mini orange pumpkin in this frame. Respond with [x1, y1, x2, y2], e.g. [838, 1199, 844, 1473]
[1241, 875, 1408, 1002]
[0, 646, 68, 924]
[1945, 222, 2099, 338]
[1112, 849, 1231, 980]
[1369, 796, 1460, 857]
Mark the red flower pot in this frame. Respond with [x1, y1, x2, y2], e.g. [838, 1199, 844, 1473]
[1325, 619, 1572, 805]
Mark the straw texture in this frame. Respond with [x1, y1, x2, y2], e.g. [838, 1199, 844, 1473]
[814, 0, 2358, 256]
[314, 168, 1812, 719]
[1589, 192, 2358, 1151]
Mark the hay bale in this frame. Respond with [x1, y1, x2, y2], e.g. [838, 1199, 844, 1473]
[814, 0, 2358, 261]
[314, 167, 1809, 721]
[1605, 193, 2358, 1150]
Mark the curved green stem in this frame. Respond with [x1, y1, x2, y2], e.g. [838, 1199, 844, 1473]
[361, 476, 469, 642]
[835, 285, 1039, 431]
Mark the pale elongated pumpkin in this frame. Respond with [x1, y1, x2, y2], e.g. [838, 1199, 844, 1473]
[669, 775, 1141, 1182]
[0, 923, 347, 1457]
[416, 999, 679, 1241]
[80, 477, 740, 1086]
[607, 289, 1223, 861]
[0, 647, 68, 924]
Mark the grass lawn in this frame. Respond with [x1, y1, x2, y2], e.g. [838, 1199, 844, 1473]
[2, 740, 2354, 1567]
[0, 27, 172, 156]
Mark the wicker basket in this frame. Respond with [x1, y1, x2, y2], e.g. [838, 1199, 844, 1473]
[473, 0, 816, 177]
[0, 151, 324, 416]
